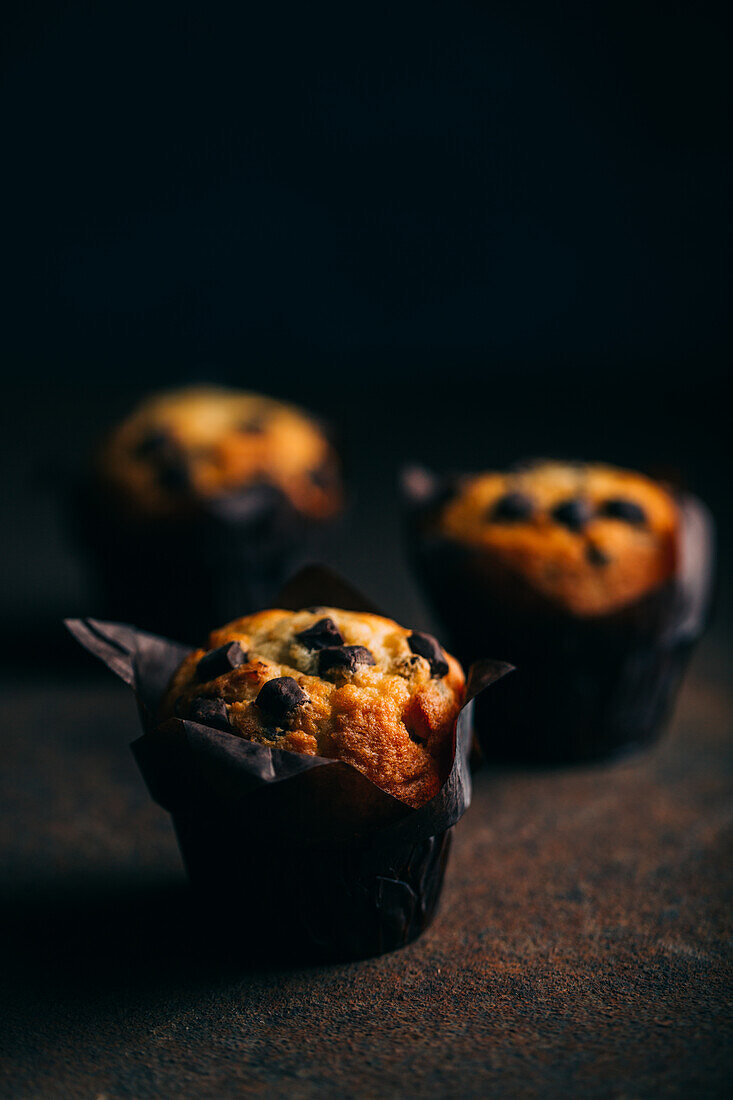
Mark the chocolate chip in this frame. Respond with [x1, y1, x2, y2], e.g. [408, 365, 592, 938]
[133, 431, 192, 493]
[551, 498, 593, 531]
[196, 641, 247, 681]
[586, 542, 611, 567]
[157, 454, 193, 494]
[255, 676, 308, 725]
[408, 632, 449, 678]
[489, 492, 534, 522]
[134, 429, 171, 459]
[600, 498, 647, 525]
[188, 696, 231, 731]
[295, 617, 344, 651]
[317, 645, 376, 678]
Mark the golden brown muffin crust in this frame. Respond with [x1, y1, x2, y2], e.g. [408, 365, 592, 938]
[96, 385, 341, 519]
[161, 607, 465, 808]
[435, 461, 679, 617]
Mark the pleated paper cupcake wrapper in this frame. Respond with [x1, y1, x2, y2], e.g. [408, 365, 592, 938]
[67, 567, 512, 960]
[402, 468, 715, 765]
[72, 481, 338, 645]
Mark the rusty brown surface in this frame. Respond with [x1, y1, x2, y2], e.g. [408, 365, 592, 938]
[1, 636, 731, 1099]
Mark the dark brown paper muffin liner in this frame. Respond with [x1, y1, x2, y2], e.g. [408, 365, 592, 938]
[66, 569, 512, 960]
[73, 481, 338, 644]
[168, 786, 453, 961]
[403, 469, 715, 765]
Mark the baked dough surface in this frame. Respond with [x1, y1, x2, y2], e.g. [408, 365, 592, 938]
[435, 461, 679, 616]
[162, 607, 465, 808]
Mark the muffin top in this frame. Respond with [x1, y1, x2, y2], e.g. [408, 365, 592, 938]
[433, 461, 679, 617]
[160, 606, 465, 808]
[96, 385, 341, 519]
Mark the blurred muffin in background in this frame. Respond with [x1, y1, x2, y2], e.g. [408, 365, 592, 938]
[405, 459, 714, 764]
[77, 385, 344, 641]
[436, 461, 679, 617]
[96, 385, 341, 520]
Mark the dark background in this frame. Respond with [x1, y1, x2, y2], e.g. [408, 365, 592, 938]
[1, 0, 731, 633]
[1, 5, 732, 1097]
[2, 0, 730, 380]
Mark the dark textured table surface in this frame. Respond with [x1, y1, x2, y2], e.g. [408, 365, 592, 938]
[1, 382, 731, 1097]
[1, 630, 731, 1099]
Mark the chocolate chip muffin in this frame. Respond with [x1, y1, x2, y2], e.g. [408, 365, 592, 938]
[406, 460, 714, 764]
[96, 384, 342, 520]
[161, 607, 465, 807]
[77, 386, 344, 639]
[436, 461, 679, 616]
[68, 591, 485, 960]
